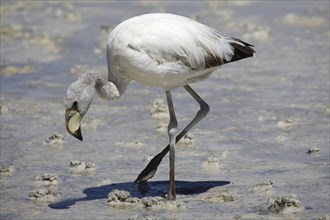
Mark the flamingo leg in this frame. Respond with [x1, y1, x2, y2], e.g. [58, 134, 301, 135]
[134, 85, 210, 194]
[165, 90, 178, 200]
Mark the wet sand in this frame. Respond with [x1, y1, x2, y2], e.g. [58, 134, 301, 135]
[1, 1, 329, 220]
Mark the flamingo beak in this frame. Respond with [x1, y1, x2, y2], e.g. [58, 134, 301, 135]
[65, 110, 83, 141]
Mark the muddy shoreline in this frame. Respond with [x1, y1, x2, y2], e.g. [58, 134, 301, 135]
[1, 1, 329, 220]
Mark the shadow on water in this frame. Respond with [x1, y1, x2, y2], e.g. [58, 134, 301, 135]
[49, 180, 230, 209]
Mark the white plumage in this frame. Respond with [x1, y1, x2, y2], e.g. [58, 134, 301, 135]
[65, 13, 255, 200]
[107, 13, 254, 91]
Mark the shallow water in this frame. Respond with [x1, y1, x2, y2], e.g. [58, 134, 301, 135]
[1, 1, 329, 220]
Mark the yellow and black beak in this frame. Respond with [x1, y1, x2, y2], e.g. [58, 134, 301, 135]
[65, 109, 83, 141]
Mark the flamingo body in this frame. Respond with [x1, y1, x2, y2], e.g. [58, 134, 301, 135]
[107, 13, 254, 91]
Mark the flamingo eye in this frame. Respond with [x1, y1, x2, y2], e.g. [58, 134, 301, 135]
[72, 101, 78, 110]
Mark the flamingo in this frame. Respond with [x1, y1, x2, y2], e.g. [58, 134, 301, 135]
[65, 13, 255, 200]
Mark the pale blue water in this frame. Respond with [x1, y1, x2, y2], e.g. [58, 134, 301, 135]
[1, 1, 329, 220]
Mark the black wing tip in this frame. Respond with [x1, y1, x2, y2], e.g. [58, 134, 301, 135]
[228, 38, 256, 62]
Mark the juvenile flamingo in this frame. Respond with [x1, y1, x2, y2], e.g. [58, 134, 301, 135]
[65, 13, 255, 200]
